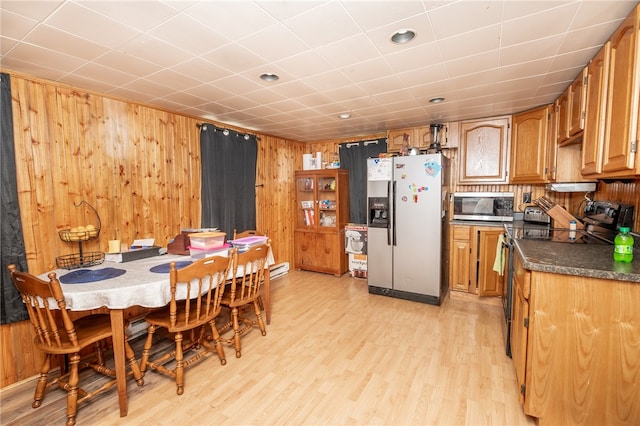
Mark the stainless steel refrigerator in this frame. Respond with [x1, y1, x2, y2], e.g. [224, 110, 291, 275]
[366, 154, 448, 305]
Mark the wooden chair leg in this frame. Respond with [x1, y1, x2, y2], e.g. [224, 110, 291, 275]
[33, 354, 51, 408]
[124, 337, 144, 386]
[65, 353, 80, 426]
[139, 324, 156, 373]
[254, 300, 267, 336]
[175, 332, 184, 395]
[208, 321, 226, 366]
[232, 307, 242, 358]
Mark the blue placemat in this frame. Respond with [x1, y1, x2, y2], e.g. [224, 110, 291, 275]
[60, 267, 126, 284]
[150, 261, 193, 274]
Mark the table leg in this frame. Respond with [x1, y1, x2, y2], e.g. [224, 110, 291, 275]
[110, 309, 128, 417]
[264, 269, 271, 325]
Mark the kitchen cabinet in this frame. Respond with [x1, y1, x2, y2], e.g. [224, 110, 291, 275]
[582, 42, 610, 175]
[582, 4, 640, 177]
[449, 225, 471, 292]
[387, 125, 448, 153]
[602, 5, 640, 176]
[510, 105, 550, 184]
[449, 224, 503, 296]
[510, 253, 640, 424]
[556, 69, 587, 146]
[294, 169, 349, 276]
[458, 116, 511, 184]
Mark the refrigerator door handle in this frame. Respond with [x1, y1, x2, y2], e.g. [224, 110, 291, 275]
[387, 181, 392, 245]
[392, 180, 397, 246]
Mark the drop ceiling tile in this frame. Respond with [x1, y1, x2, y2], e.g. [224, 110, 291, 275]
[93, 50, 160, 78]
[24, 25, 109, 61]
[548, 47, 599, 72]
[202, 42, 267, 74]
[445, 50, 499, 78]
[144, 68, 203, 92]
[169, 57, 231, 83]
[79, 1, 178, 32]
[428, 1, 502, 39]
[0, 56, 68, 81]
[117, 34, 193, 68]
[340, 57, 394, 84]
[496, 57, 553, 82]
[0, 9, 38, 39]
[257, 1, 324, 21]
[238, 23, 309, 63]
[274, 50, 335, 80]
[500, 3, 579, 47]
[283, 1, 362, 48]
[398, 63, 449, 87]
[384, 41, 443, 73]
[0, 36, 19, 55]
[1, 0, 63, 20]
[342, 0, 426, 31]
[570, 1, 637, 30]
[72, 61, 138, 87]
[213, 73, 263, 95]
[149, 13, 229, 55]
[123, 78, 176, 99]
[499, 35, 564, 67]
[5, 43, 85, 73]
[437, 24, 501, 62]
[557, 23, 618, 54]
[185, 1, 277, 41]
[315, 33, 379, 69]
[45, 2, 141, 49]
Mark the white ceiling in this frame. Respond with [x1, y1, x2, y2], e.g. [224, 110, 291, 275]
[1, 1, 638, 142]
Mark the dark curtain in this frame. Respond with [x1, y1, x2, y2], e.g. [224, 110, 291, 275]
[1, 73, 29, 324]
[200, 124, 257, 239]
[339, 138, 387, 224]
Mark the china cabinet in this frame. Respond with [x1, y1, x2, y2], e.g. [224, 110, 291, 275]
[294, 169, 349, 276]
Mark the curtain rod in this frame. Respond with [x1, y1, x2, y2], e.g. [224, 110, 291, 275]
[196, 122, 260, 141]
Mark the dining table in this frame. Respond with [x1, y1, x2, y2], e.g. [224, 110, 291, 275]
[39, 247, 273, 417]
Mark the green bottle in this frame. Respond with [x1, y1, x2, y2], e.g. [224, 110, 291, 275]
[613, 227, 634, 263]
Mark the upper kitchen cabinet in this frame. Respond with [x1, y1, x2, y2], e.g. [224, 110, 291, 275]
[458, 116, 511, 184]
[582, 42, 611, 175]
[556, 68, 587, 146]
[582, 4, 639, 177]
[387, 125, 448, 153]
[601, 5, 640, 176]
[510, 105, 550, 184]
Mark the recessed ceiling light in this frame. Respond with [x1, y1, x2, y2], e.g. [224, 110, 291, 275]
[339, 113, 351, 119]
[429, 97, 445, 103]
[391, 29, 416, 44]
[260, 73, 279, 82]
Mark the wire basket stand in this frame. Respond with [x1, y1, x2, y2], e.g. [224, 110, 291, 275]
[56, 201, 104, 269]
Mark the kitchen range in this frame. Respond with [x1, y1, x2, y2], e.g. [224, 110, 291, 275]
[501, 200, 636, 357]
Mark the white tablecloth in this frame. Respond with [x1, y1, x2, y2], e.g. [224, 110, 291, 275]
[40, 250, 274, 311]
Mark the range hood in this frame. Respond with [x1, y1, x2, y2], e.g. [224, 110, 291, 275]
[545, 182, 597, 192]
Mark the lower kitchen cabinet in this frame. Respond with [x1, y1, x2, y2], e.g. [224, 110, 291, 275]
[449, 224, 504, 296]
[510, 254, 640, 425]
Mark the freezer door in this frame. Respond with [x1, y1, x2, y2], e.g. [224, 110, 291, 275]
[367, 159, 392, 289]
[392, 154, 443, 297]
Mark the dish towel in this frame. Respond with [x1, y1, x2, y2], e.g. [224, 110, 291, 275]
[493, 233, 506, 276]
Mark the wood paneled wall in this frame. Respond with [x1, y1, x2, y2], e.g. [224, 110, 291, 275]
[1, 72, 304, 387]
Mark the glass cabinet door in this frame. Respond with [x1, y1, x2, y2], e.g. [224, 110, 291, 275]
[317, 176, 337, 229]
[296, 176, 316, 228]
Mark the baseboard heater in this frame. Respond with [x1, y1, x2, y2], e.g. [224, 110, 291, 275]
[270, 262, 289, 279]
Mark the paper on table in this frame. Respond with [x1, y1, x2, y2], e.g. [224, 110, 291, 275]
[131, 238, 155, 248]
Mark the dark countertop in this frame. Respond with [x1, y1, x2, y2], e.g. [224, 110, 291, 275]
[514, 239, 640, 283]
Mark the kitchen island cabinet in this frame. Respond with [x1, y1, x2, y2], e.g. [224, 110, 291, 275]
[511, 239, 640, 425]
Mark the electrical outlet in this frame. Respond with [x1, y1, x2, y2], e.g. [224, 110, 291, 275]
[523, 192, 532, 203]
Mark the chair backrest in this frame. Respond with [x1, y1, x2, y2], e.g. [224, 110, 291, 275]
[233, 229, 265, 240]
[8, 264, 79, 349]
[227, 241, 270, 303]
[168, 255, 230, 328]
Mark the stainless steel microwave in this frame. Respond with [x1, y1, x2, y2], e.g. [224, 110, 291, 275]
[452, 192, 514, 222]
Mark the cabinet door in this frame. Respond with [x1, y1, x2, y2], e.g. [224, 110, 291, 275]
[555, 89, 570, 145]
[387, 129, 413, 152]
[582, 43, 611, 175]
[511, 279, 529, 406]
[294, 231, 346, 276]
[546, 101, 558, 181]
[449, 225, 471, 292]
[477, 228, 504, 297]
[458, 117, 511, 184]
[295, 175, 318, 229]
[317, 175, 339, 229]
[510, 105, 550, 184]
[569, 68, 587, 137]
[602, 8, 639, 175]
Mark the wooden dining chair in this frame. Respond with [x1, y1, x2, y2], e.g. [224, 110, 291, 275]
[139, 255, 230, 395]
[231, 229, 272, 324]
[7, 264, 144, 426]
[219, 242, 270, 358]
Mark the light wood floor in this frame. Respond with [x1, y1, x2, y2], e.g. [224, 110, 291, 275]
[0, 270, 536, 426]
